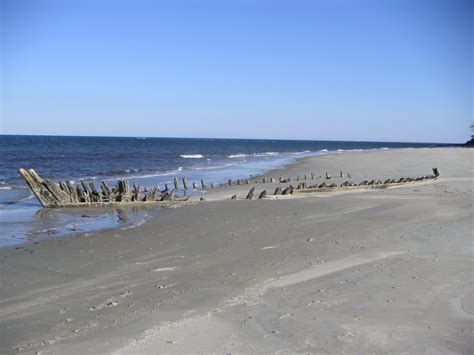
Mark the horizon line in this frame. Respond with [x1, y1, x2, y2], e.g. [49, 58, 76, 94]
[0, 133, 459, 146]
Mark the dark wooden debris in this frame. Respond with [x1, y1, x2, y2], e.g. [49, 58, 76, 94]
[246, 187, 255, 200]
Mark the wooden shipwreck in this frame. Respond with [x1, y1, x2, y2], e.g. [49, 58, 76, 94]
[19, 167, 440, 208]
[18, 168, 188, 208]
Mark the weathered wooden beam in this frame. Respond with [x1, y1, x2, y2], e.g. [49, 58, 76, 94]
[246, 187, 255, 200]
[18, 168, 50, 207]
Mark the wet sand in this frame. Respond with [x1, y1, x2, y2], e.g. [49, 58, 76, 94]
[0, 148, 472, 354]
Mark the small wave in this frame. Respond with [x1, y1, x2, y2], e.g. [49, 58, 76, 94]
[124, 168, 140, 173]
[191, 164, 236, 171]
[120, 218, 148, 230]
[380, 147, 389, 150]
[20, 193, 35, 202]
[253, 152, 279, 157]
[319, 149, 328, 152]
[337, 149, 364, 153]
[291, 150, 311, 155]
[0, 186, 12, 190]
[228, 154, 247, 158]
[180, 154, 204, 159]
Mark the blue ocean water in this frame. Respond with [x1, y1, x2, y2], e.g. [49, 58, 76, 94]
[0, 135, 439, 247]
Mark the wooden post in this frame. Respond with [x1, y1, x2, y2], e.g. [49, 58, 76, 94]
[201, 179, 206, 188]
[258, 190, 266, 199]
[325, 172, 331, 179]
[270, 177, 275, 183]
[231, 195, 237, 200]
[246, 187, 255, 200]
[182, 177, 188, 190]
[173, 177, 179, 190]
[282, 186, 293, 195]
[274, 187, 282, 195]
[340, 171, 344, 178]
[193, 182, 197, 189]
[432, 167, 439, 177]
[262, 176, 266, 183]
[228, 179, 232, 186]
[311, 172, 314, 179]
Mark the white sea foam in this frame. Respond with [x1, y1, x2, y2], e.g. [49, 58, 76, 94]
[20, 193, 35, 202]
[337, 149, 363, 153]
[228, 154, 247, 158]
[120, 218, 148, 230]
[291, 150, 311, 155]
[180, 154, 204, 159]
[257, 152, 279, 156]
[0, 186, 12, 190]
[228, 152, 279, 159]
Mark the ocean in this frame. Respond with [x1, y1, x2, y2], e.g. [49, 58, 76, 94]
[0, 135, 439, 247]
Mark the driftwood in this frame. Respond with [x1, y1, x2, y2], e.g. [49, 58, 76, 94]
[19, 168, 189, 208]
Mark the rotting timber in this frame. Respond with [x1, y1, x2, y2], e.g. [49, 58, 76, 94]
[18, 168, 189, 208]
[19, 167, 440, 208]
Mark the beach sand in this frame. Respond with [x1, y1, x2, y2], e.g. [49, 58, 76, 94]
[0, 148, 472, 354]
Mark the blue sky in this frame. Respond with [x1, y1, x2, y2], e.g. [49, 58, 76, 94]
[1, 0, 472, 143]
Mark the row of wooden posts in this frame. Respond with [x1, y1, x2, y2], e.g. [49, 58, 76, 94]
[172, 170, 353, 190]
[18, 167, 439, 208]
[230, 168, 440, 200]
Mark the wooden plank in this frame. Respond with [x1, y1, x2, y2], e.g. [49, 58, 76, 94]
[18, 168, 50, 207]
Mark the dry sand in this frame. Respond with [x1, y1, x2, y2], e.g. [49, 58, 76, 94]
[0, 148, 472, 354]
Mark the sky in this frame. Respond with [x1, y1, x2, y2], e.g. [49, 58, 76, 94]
[1, 0, 472, 143]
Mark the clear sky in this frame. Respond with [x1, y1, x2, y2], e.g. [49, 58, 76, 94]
[1, 0, 472, 143]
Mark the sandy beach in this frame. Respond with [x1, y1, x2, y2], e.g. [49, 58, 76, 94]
[0, 147, 472, 354]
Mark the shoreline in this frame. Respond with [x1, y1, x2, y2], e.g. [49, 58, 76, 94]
[1, 146, 399, 249]
[1, 147, 472, 354]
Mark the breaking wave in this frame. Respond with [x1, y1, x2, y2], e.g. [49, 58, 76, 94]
[180, 154, 204, 159]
